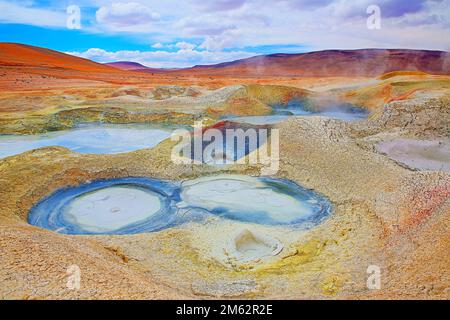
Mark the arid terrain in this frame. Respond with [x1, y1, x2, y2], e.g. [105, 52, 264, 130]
[0, 43, 449, 299]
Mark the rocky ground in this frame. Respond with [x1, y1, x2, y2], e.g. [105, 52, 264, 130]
[0, 84, 310, 134]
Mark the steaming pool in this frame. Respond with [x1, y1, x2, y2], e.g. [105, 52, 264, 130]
[0, 123, 173, 159]
[28, 175, 332, 235]
[223, 101, 368, 124]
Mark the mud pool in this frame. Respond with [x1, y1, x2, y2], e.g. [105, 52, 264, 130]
[28, 175, 332, 235]
[187, 121, 271, 164]
[0, 123, 173, 158]
[223, 101, 368, 124]
[377, 138, 450, 171]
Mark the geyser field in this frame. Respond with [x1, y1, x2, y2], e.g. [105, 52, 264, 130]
[0, 44, 449, 299]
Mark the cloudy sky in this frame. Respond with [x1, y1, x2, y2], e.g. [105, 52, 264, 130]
[1, 0, 449, 68]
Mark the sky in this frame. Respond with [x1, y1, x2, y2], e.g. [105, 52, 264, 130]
[0, 0, 449, 68]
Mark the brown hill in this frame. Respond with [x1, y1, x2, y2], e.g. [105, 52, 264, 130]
[0, 43, 118, 73]
[3, 43, 449, 78]
[105, 61, 148, 70]
[175, 49, 450, 77]
[1, 44, 449, 92]
[105, 61, 170, 74]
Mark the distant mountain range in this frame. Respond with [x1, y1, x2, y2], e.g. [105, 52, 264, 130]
[105, 61, 148, 70]
[109, 49, 450, 77]
[105, 61, 178, 73]
[1, 43, 449, 77]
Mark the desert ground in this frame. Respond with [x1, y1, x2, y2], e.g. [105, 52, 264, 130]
[0, 44, 449, 299]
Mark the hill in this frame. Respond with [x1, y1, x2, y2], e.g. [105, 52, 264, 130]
[105, 61, 148, 71]
[0, 43, 119, 73]
[175, 49, 450, 77]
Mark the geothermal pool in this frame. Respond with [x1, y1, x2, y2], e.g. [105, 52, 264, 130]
[188, 121, 270, 165]
[177, 176, 330, 225]
[29, 175, 332, 235]
[377, 139, 450, 171]
[223, 101, 368, 124]
[0, 123, 173, 159]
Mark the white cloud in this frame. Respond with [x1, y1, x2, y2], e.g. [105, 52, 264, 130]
[149, 42, 197, 51]
[67, 47, 255, 68]
[199, 30, 240, 51]
[0, 0, 66, 27]
[201, 0, 247, 12]
[3, 0, 450, 58]
[96, 2, 160, 28]
[151, 42, 164, 49]
[72, 0, 450, 64]
[176, 15, 237, 36]
[175, 41, 196, 50]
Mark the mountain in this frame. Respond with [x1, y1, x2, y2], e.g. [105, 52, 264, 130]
[0, 43, 156, 91]
[105, 61, 149, 70]
[104, 61, 170, 74]
[0, 43, 119, 73]
[1, 43, 449, 80]
[175, 49, 450, 77]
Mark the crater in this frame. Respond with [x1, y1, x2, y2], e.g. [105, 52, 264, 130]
[28, 177, 180, 235]
[188, 121, 270, 164]
[228, 229, 283, 262]
[63, 186, 162, 233]
[177, 175, 332, 226]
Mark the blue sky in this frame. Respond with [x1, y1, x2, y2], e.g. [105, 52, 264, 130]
[1, 0, 449, 68]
